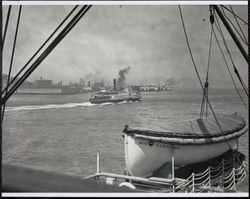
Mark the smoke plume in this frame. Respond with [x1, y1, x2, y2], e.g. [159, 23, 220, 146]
[117, 67, 130, 89]
[165, 77, 178, 86]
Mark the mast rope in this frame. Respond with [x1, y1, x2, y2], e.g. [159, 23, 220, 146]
[178, 5, 236, 154]
[212, 27, 248, 109]
[214, 13, 248, 97]
[2, 5, 22, 122]
[2, 5, 79, 95]
[220, 6, 248, 46]
[2, 5, 92, 104]
[2, 5, 12, 49]
[220, 5, 248, 25]
[200, 7, 214, 118]
[200, 27, 213, 118]
[229, 5, 248, 45]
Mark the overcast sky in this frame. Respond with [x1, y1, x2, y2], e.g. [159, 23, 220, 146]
[2, 4, 248, 88]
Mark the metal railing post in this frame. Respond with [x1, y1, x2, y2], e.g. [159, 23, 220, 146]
[233, 152, 236, 190]
[97, 149, 100, 174]
[233, 168, 236, 191]
[222, 159, 224, 190]
[171, 146, 175, 192]
[192, 173, 195, 193]
[208, 166, 211, 187]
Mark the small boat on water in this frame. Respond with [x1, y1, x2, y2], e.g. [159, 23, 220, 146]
[122, 113, 247, 177]
[89, 90, 141, 104]
[89, 78, 141, 104]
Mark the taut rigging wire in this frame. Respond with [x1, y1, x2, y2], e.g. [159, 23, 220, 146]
[212, 5, 248, 64]
[214, 13, 249, 97]
[200, 11, 214, 118]
[2, 5, 12, 49]
[2, 5, 79, 95]
[178, 5, 234, 152]
[220, 5, 248, 25]
[2, 5, 22, 122]
[221, 6, 248, 46]
[229, 5, 248, 44]
[2, 5, 92, 104]
[212, 27, 248, 109]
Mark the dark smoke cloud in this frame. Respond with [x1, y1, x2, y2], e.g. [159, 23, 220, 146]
[165, 77, 178, 86]
[117, 67, 130, 89]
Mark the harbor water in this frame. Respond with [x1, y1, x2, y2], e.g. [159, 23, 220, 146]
[2, 88, 249, 191]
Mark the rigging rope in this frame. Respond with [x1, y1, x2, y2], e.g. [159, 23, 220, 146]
[2, 5, 22, 122]
[178, 5, 236, 153]
[212, 27, 248, 109]
[221, 6, 248, 46]
[2, 5, 79, 95]
[200, 9, 214, 118]
[212, 5, 248, 64]
[220, 5, 248, 26]
[2, 5, 92, 104]
[229, 5, 248, 44]
[2, 5, 12, 49]
[214, 13, 249, 97]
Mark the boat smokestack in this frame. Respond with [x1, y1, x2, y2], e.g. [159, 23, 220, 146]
[113, 79, 116, 90]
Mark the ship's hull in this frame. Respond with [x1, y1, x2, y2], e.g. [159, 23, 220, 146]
[89, 91, 141, 104]
[90, 96, 141, 104]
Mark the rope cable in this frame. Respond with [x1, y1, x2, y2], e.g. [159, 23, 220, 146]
[2, 5, 92, 104]
[214, 13, 248, 94]
[204, 7, 216, 118]
[220, 5, 248, 26]
[214, 14, 248, 97]
[221, 6, 248, 46]
[2, 5, 12, 49]
[212, 27, 248, 109]
[2, 5, 22, 122]
[2, 5, 79, 95]
[178, 5, 236, 153]
[206, 25, 214, 117]
[229, 5, 247, 44]
[3, 6, 89, 100]
[200, 25, 213, 118]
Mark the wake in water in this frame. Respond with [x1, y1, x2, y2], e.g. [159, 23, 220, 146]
[5, 100, 131, 112]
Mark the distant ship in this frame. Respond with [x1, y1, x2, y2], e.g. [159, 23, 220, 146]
[89, 79, 141, 104]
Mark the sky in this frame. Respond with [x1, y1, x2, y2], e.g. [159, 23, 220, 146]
[2, 3, 248, 88]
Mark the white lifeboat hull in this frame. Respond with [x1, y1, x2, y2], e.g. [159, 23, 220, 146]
[124, 128, 246, 177]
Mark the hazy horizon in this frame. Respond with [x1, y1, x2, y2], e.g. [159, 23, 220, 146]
[2, 4, 248, 89]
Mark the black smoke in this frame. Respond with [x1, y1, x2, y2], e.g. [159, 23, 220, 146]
[117, 67, 130, 89]
[165, 77, 178, 86]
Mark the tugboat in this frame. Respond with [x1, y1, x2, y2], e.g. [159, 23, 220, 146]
[89, 79, 141, 104]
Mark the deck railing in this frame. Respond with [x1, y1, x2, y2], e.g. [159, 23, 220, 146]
[87, 150, 247, 193]
[175, 152, 247, 193]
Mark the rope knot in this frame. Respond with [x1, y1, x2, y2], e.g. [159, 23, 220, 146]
[204, 81, 209, 88]
[209, 15, 214, 24]
[209, 6, 214, 24]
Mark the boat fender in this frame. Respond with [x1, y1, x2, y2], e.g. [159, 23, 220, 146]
[148, 140, 154, 146]
[118, 182, 136, 190]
